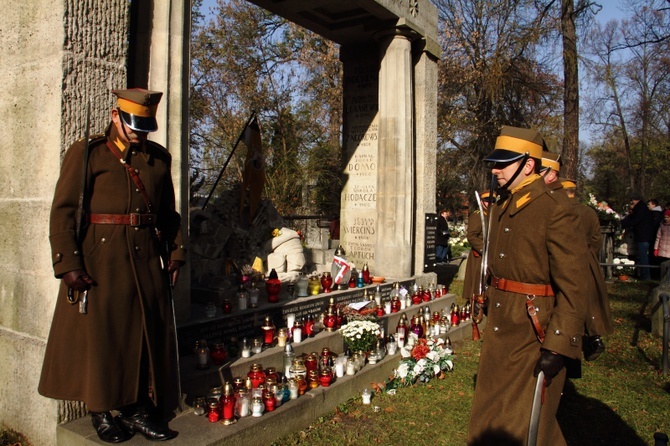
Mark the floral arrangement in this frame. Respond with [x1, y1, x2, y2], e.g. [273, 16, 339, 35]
[240, 264, 264, 283]
[613, 257, 636, 276]
[339, 320, 381, 353]
[448, 222, 471, 258]
[385, 335, 454, 390]
[587, 193, 621, 225]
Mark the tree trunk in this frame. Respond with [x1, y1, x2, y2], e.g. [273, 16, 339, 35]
[561, 0, 579, 180]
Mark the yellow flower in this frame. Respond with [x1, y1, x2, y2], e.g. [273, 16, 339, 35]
[272, 228, 282, 237]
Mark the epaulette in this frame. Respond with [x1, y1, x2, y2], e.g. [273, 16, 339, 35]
[146, 140, 171, 157]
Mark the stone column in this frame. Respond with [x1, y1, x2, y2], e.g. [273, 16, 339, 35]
[149, 0, 192, 321]
[413, 40, 439, 274]
[339, 45, 380, 272]
[375, 30, 415, 279]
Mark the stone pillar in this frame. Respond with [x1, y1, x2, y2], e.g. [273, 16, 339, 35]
[375, 30, 415, 279]
[413, 40, 439, 274]
[340, 45, 380, 272]
[149, 0, 192, 322]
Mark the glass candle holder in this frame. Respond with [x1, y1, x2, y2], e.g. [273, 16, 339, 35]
[248, 282, 260, 308]
[288, 379, 299, 399]
[193, 396, 206, 416]
[247, 363, 266, 388]
[277, 328, 288, 347]
[361, 388, 372, 405]
[207, 400, 220, 422]
[210, 343, 228, 365]
[221, 299, 232, 314]
[236, 389, 250, 418]
[346, 359, 356, 376]
[194, 340, 210, 370]
[220, 383, 237, 425]
[251, 396, 264, 417]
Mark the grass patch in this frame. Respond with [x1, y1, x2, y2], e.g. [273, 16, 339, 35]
[271, 280, 670, 446]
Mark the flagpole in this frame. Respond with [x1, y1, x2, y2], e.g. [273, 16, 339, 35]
[202, 110, 256, 210]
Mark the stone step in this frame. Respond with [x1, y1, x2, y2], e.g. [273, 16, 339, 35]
[57, 320, 473, 446]
[56, 291, 477, 445]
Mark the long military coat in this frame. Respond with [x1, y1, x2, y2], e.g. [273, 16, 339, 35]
[39, 123, 185, 412]
[462, 210, 484, 304]
[468, 176, 591, 446]
[573, 198, 613, 337]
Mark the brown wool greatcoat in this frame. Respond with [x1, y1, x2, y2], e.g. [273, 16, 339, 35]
[468, 176, 591, 446]
[462, 209, 484, 304]
[572, 198, 613, 337]
[39, 123, 186, 412]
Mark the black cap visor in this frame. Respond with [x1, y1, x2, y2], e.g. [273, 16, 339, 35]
[119, 110, 157, 133]
[484, 149, 526, 168]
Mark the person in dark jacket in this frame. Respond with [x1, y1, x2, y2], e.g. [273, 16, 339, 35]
[435, 210, 452, 262]
[621, 193, 656, 280]
[39, 89, 185, 443]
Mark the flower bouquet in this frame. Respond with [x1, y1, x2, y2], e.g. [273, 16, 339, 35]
[587, 193, 621, 226]
[339, 320, 381, 354]
[613, 257, 635, 277]
[385, 335, 454, 390]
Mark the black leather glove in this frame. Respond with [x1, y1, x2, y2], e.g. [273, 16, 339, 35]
[533, 349, 565, 386]
[167, 260, 184, 286]
[62, 269, 95, 292]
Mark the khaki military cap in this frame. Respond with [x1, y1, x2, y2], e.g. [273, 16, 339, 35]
[484, 126, 545, 163]
[112, 88, 163, 132]
[561, 179, 577, 189]
[541, 151, 562, 172]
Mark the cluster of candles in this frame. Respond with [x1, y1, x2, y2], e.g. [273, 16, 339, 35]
[193, 342, 398, 424]
[194, 280, 457, 370]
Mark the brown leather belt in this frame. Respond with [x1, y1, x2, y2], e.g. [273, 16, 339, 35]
[489, 276, 554, 297]
[88, 213, 157, 227]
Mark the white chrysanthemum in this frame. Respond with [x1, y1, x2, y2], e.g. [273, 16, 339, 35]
[397, 362, 409, 378]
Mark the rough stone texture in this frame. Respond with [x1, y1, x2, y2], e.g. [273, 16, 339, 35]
[412, 46, 438, 274]
[376, 32, 414, 279]
[0, 1, 129, 444]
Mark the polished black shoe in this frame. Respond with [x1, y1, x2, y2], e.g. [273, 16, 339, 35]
[117, 406, 178, 441]
[584, 335, 606, 361]
[90, 411, 133, 443]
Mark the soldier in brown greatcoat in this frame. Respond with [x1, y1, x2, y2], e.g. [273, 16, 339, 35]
[39, 89, 185, 443]
[539, 151, 612, 361]
[467, 126, 591, 446]
[560, 179, 613, 360]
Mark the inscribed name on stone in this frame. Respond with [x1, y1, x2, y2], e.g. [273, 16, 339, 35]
[341, 58, 379, 270]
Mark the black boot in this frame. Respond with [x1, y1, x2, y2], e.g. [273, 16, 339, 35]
[584, 335, 606, 361]
[117, 405, 178, 441]
[90, 411, 133, 443]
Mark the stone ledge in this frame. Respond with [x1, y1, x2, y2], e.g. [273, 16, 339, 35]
[57, 320, 476, 445]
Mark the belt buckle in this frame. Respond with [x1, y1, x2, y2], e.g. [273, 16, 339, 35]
[129, 213, 141, 227]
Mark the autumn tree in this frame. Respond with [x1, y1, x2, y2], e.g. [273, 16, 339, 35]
[189, 0, 342, 215]
[583, 0, 670, 207]
[434, 0, 563, 212]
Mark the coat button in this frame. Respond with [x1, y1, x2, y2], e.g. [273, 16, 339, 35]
[499, 253, 505, 259]
[132, 150, 137, 155]
[134, 246, 141, 251]
[136, 188, 140, 193]
[493, 327, 499, 332]
[495, 302, 501, 308]
[136, 208, 141, 212]
[101, 238, 106, 243]
[73, 250, 80, 255]
[504, 227, 510, 232]
[554, 329, 561, 335]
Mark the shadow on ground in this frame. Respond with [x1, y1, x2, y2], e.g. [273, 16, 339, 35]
[558, 380, 647, 446]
